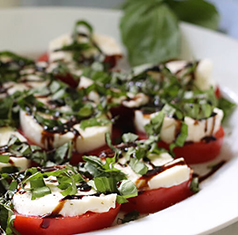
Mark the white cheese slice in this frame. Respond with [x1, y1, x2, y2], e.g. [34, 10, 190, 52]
[134, 107, 223, 143]
[0, 156, 29, 172]
[114, 153, 191, 190]
[48, 33, 122, 63]
[20, 109, 112, 153]
[92, 33, 122, 56]
[166, 59, 215, 90]
[12, 178, 117, 217]
[2, 76, 48, 97]
[122, 93, 149, 108]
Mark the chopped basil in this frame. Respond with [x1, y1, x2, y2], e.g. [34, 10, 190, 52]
[0, 155, 9, 164]
[129, 158, 148, 175]
[53, 142, 73, 165]
[55, 42, 91, 53]
[218, 97, 236, 122]
[118, 180, 138, 200]
[169, 122, 188, 155]
[31, 185, 51, 200]
[144, 110, 165, 136]
[118, 210, 140, 224]
[190, 177, 199, 193]
[122, 133, 138, 143]
[105, 132, 119, 154]
[0, 198, 15, 235]
[94, 177, 117, 193]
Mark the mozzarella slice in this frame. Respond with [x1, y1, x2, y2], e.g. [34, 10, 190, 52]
[122, 93, 149, 108]
[166, 59, 215, 90]
[48, 33, 122, 63]
[134, 108, 224, 143]
[114, 152, 191, 190]
[20, 109, 112, 153]
[92, 33, 122, 56]
[12, 177, 117, 217]
[2, 75, 49, 97]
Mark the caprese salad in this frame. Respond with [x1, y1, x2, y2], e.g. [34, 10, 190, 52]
[0, 20, 235, 235]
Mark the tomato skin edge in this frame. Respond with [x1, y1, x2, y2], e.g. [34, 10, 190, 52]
[14, 203, 121, 235]
[137, 126, 225, 164]
[121, 175, 193, 214]
[37, 52, 49, 62]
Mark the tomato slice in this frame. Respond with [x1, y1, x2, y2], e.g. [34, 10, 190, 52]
[121, 176, 193, 214]
[137, 126, 225, 164]
[38, 52, 49, 62]
[103, 55, 122, 68]
[215, 86, 221, 99]
[14, 203, 121, 235]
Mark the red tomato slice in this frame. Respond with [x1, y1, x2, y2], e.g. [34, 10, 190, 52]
[54, 73, 79, 88]
[104, 55, 122, 68]
[38, 52, 49, 62]
[137, 126, 225, 164]
[14, 204, 121, 235]
[121, 176, 193, 213]
[215, 86, 221, 99]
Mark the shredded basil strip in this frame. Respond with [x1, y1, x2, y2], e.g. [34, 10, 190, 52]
[122, 133, 138, 143]
[169, 122, 188, 155]
[0, 155, 9, 164]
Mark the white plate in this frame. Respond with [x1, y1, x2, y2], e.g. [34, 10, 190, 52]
[0, 7, 238, 235]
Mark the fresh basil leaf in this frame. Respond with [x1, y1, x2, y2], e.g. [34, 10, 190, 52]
[118, 179, 138, 199]
[0, 166, 20, 174]
[83, 155, 105, 177]
[218, 97, 236, 122]
[78, 103, 93, 117]
[104, 156, 116, 170]
[116, 195, 128, 204]
[190, 177, 199, 193]
[53, 142, 73, 165]
[49, 80, 61, 94]
[122, 0, 164, 10]
[129, 158, 148, 175]
[0, 51, 34, 65]
[169, 122, 188, 154]
[119, 210, 140, 224]
[94, 177, 117, 193]
[124, 147, 135, 162]
[144, 110, 165, 136]
[31, 186, 51, 200]
[120, 2, 180, 66]
[0, 198, 16, 234]
[83, 155, 104, 169]
[55, 42, 91, 52]
[105, 132, 119, 154]
[166, 0, 219, 30]
[0, 155, 9, 164]
[80, 117, 111, 130]
[30, 177, 46, 189]
[61, 184, 77, 197]
[122, 133, 138, 143]
[6, 181, 18, 199]
[29, 175, 51, 200]
[72, 20, 93, 41]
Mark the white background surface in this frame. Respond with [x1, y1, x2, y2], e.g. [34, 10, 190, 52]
[0, 7, 238, 235]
